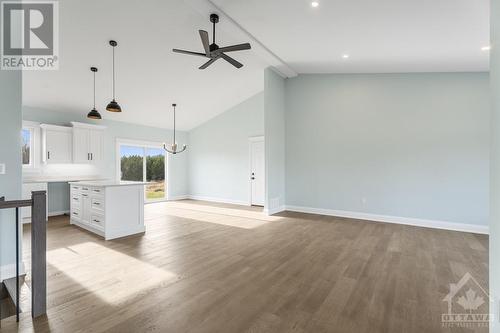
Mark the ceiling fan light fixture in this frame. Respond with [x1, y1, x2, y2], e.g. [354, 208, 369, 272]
[172, 14, 251, 70]
[106, 40, 122, 113]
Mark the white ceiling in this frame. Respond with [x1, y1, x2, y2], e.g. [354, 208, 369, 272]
[23, 0, 490, 130]
[22, 0, 267, 131]
[212, 0, 490, 73]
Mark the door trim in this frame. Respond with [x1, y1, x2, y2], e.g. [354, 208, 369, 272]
[248, 136, 265, 206]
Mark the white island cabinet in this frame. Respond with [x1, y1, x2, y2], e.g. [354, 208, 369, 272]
[69, 180, 147, 240]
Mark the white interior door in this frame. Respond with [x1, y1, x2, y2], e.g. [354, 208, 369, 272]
[250, 138, 265, 206]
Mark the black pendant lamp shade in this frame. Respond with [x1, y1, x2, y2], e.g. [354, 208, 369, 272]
[106, 40, 122, 113]
[87, 67, 102, 120]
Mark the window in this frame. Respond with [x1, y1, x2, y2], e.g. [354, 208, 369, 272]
[22, 128, 33, 167]
[118, 141, 167, 202]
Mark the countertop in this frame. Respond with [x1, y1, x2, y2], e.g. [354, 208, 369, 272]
[23, 176, 105, 183]
[69, 180, 149, 187]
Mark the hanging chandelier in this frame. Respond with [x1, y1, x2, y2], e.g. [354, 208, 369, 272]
[163, 103, 187, 155]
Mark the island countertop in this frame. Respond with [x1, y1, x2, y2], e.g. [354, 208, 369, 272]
[69, 180, 150, 187]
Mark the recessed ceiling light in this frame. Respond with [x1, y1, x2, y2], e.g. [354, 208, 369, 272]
[342, 54, 350, 59]
[311, 1, 319, 8]
[481, 45, 491, 51]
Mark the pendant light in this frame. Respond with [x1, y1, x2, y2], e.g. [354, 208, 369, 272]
[106, 40, 122, 112]
[87, 67, 102, 120]
[163, 104, 187, 155]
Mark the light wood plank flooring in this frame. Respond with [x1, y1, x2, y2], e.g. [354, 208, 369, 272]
[0, 200, 488, 332]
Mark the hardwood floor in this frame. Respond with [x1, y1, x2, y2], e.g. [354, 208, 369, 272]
[0, 200, 488, 332]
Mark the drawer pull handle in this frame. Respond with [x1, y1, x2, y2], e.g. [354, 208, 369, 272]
[73, 212, 78, 216]
[94, 202, 100, 205]
[93, 219, 99, 223]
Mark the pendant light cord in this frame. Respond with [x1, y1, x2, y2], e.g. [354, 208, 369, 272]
[173, 105, 176, 144]
[112, 46, 116, 100]
[93, 71, 96, 109]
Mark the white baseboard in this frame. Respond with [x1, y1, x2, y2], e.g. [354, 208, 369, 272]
[23, 210, 68, 224]
[48, 210, 69, 217]
[265, 206, 286, 215]
[285, 205, 489, 235]
[188, 195, 249, 206]
[168, 195, 189, 201]
[0, 262, 26, 282]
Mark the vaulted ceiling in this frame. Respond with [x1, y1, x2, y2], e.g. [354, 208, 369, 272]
[22, 0, 268, 131]
[22, 0, 489, 130]
[212, 0, 489, 73]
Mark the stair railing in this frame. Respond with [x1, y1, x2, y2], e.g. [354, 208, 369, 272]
[0, 191, 47, 321]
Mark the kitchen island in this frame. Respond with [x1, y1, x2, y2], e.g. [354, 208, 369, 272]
[69, 180, 147, 240]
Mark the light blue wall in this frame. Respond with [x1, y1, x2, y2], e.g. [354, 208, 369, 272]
[286, 73, 489, 226]
[188, 92, 264, 204]
[264, 68, 286, 212]
[48, 183, 70, 213]
[490, 0, 500, 329]
[22, 107, 189, 207]
[0, 70, 23, 275]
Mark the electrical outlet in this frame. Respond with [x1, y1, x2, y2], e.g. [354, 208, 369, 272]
[0, 163, 5, 174]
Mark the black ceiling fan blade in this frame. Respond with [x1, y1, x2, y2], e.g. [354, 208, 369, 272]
[173, 49, 207, 57]
[199, 30, 211, 56]
[217, 43, 251, 53]
[220, 53, 243, 68]
[199, 57, 219, 70]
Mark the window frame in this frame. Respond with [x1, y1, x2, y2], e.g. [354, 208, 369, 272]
[116, 138, 168, 203]
[22, 121, 41, 170]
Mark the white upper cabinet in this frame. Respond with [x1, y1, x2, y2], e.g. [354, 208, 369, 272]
[71, 122, 106, 164]
[41, 124, 73, 164]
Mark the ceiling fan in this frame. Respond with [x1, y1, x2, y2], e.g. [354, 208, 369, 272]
[173, 14, 251, 70]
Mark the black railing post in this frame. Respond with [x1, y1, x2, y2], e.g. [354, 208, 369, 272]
[31, 191, 46, 318]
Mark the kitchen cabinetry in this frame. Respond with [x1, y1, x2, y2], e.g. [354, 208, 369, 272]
[71, 122, 106, 164]
[40, 124, 73, 164]
[69, 181, 146, 240]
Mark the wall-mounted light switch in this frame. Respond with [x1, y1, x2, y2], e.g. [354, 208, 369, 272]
[0, 163, 5, 174]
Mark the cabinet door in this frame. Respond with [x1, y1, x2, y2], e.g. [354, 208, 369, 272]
[73, 128, 90, 164]
[81, 193, 91, 225]
[45, 129, 72, 164]
[89, 129, 103, 163]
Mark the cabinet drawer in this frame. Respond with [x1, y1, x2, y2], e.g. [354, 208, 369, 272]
[91, 187, 104, 195]
[91, 197, 104, 211]
[71, 209, 81, 220]
[71, 185, 81, 192]
[91, 214, 105, 229]
[71, 195, 81, 204]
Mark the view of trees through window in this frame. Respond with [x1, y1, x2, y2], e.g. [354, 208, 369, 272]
[120, 145, 166, 200]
